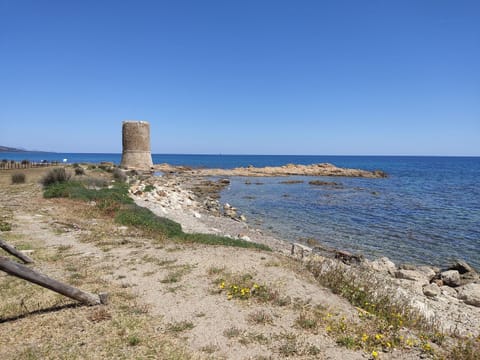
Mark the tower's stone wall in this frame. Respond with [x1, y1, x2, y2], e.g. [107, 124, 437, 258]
[120, 121, 153, 169]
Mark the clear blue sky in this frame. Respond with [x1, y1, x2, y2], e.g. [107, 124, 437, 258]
[1, 0, 479, 155]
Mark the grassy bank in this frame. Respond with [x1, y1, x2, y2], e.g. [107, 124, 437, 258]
[42, 172, 270, 251]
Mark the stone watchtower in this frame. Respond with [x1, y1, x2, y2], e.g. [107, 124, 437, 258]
[120, 121, 153, 169]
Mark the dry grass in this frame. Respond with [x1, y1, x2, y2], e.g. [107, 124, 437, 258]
[0, 168, 192, 359]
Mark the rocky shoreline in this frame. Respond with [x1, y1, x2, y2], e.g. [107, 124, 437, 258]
[129, 167, 480, 337]
[153, 162, 388, 178]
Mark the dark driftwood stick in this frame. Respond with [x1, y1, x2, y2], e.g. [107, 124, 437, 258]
[0, 239, 34, 263]
[0, 256, 103, 305]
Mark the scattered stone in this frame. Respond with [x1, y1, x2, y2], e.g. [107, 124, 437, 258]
[423, 283, 441, 298]
[441, 270, 461, 287]
[417, 266, 437, 282]
[308, 180, 342, 187]
[239, 214, 247, 222]
[399, 263, 417, 271]
[192, 211, 201, 219]
[395, 269, 427, 282]
[219, 178, 230, 184]
[20, 249, 35, 255]
[279, 180, 304, 184]
[448, 260, 475, 274]
[368, 257, 396, 276]
[334, 250, 362, 264]
[441, 286, 457, 298]
[238, 234, 251, 242]
[457, 283, 480, 307]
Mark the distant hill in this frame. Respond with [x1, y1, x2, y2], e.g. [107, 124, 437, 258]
[0, 146, 28, 152]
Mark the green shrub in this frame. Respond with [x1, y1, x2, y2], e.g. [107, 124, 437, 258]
[41, 168, 71, 187]
[81, 177, 108, 188]
[115, 205, 183, 237]
[0, 221, 12, 231]
[182, 233, 271, 251]
[144, 184, 155, 192]
[11, 173, 26, 184]
[44, 180, 133, 204]
[113, 168, 127, 182]
[74, 166, 85, 175]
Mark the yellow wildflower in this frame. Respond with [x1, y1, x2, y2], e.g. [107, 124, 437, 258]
[219, 281, 225, 289]
[423, 343, 432, 352]
[361, 333, 369, 342]
[371, 350, 379, 358]
[326, 325, 332, 332]
[375, 334, 383, 341]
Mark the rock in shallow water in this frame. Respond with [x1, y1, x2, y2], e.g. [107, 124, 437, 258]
[448, 260, 475, 274]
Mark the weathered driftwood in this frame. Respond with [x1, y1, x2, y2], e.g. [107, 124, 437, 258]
[0, 256, 105, 306]
[0, 239, 34, 263]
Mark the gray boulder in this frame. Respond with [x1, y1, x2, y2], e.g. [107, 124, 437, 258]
[422, 283, 441, 298]
[369, 257, 397, 276]
[441, 270, 461, 287]
[457, 283, 480, 307]
[448, 260, 475, 274]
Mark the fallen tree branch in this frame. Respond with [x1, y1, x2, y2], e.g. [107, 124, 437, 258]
[0, 239, 34, 263]
[0, 256, 106, 306]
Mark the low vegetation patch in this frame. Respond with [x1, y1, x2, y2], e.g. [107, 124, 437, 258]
[11, 172, 26, 184]
[166, 320, 195, 333]
[0, 221, 11, 231]
[74, 166, 85, 175]
[41, 168, 71, 187]
[305, 258, 480, 358]
[211, 270, 287, 304]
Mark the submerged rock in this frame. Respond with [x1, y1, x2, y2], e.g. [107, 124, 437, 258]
[308, 180, 342, 187]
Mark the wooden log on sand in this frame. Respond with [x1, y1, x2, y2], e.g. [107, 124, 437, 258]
[0, 238, 34, 263]
[0, 256, 107, 306]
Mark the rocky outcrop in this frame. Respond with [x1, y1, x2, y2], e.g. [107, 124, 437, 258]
[154, 162, 388, 178]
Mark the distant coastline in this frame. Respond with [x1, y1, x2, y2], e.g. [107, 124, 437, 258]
[0, 146, 49, 153]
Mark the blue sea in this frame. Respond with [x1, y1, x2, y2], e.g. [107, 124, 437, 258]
[2, 152, 479, 269]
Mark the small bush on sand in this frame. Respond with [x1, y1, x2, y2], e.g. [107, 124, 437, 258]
[113, 168, 127, 182]
[0, 221, 12, 231]
[11, 173, 26, 184]
[74, 166, 85, 175]
[41, 168, 71, 187]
